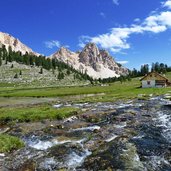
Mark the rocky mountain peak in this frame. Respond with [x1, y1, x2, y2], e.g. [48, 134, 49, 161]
[83, 42, 99, 51]
[82, 43, 100, 56]
[58, 46, 73, 56]
[51, 43, 128, 78]
[0, 31, 40, 56]
[52, 47, 78, 66]
[79, 43, 102, 67]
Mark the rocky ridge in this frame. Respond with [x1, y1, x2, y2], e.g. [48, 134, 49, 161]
[0, 32, 40, 56]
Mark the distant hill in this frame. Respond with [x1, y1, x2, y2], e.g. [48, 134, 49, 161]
[0, 60, 91, 88]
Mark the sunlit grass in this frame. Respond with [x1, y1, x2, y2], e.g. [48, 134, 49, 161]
[0, 105, 79, 124]
[0, 72, 171, 102]
[0, 134, 24, 153]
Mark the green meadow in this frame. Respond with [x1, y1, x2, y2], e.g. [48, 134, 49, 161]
[0, 73, 171, 153]
[0, 73, 171, 102]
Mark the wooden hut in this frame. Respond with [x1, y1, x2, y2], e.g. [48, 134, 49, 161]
[140, 72, 169, 88]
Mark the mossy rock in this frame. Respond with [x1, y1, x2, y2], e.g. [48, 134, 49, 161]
[120, 143, 145, 171]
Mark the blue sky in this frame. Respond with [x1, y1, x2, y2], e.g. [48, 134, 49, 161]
[1, 0, 171, 69]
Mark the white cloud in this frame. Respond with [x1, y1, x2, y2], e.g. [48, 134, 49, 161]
[64, 45, 70, 48]
[44, 40, 61, 49]
[112, 0, 119, 6]
[134, 18, 141, 23]
[163, 0, 171, 9]
[117, 61, 129, 65]
[78, 36, 91, 48]
[144, 11, 171, 28]
[79, 1, 171, 53]
[100, 12, 106, 18]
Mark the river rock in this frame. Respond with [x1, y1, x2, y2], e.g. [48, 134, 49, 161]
[3, 147, 45, 170]
[120, 143, 145, 171]
[0, 127, 10, 134]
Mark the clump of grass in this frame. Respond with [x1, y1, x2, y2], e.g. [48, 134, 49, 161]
[0, 105, 79, 124]
[0, 134, 24, 153]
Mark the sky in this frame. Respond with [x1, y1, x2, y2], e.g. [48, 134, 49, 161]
[1, 0, 171, 69]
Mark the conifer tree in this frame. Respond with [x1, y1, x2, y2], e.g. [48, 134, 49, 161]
[39, 67, 43, 74]
[2, 45, 7, 60]
[14, 73, 18, 78]
[66, 70, 70, 75]
[58, 72, 64, 80]
[8, 46, 13, 62]
[0, 57, 2, 66]
[52, 68, 55, 75]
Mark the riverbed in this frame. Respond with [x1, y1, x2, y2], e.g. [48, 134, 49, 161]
[1, 96, 171, 170]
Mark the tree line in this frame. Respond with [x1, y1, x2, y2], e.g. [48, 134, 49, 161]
[130, 62, 171, 78]
[98, 62, 171, 84]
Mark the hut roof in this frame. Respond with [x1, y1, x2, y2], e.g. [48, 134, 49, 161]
[140, 72, 168, 81]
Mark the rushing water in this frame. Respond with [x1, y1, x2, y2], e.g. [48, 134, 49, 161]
[2, 96, 171, 170]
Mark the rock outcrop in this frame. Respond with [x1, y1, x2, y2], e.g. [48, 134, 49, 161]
[51, 47, 79, 67]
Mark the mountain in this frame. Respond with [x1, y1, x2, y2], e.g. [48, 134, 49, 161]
[0, 31, 128, 79]
[0, 32, 40, 56]
[51, 43, 128, 79]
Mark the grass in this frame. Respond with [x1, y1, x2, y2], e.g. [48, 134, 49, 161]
[0, 78, 140, 98]
[0, 61, 171, 101]
[166, 72, 171, 80]
[0, 61, 89, 88]
[0, 73, 170, 124]
[75, 87, 171, 102]
[0, 105, 79, 124]
[0, 134, 24, 153]
[0, 76, 171, 102]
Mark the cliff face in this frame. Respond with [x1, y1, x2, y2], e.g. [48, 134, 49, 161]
[0, 32, 39, 56]
[51, 43, 128, 79]
[79, 43, 102, 69]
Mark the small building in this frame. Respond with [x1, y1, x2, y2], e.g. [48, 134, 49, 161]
[140, 72, 169, 88]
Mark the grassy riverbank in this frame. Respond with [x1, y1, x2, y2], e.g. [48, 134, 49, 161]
[0, 105, 79, 124]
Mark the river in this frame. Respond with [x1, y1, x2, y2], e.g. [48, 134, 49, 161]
[1, 96, 171, 171]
